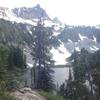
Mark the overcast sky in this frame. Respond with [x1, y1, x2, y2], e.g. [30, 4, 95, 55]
[0, 0, 100, 26]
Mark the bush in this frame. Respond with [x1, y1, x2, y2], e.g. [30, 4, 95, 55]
[39, 91, 65, 100]
[0, 92, 14, 100]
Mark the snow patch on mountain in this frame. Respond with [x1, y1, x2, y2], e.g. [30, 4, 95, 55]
[27, 63, 33, 68]
[90, 47, 95, 51]
[93, 45, 99, 51]
[90, 46, 99, 51]
[26, 26, 33, 35]
[51, 42, 71, 65]
[79, 34, 88, 41]
[44, 20, 54, 27]
[0, 9, 37, 25]
[68, 39, 73, 43]
[44, 19, 62, 28]
[93, 35, 97, 43]
[54, 25, 61, 31]
[53, 32, 60, 36]
[95, 25, 100, 29]
[75, 47, 80, 51]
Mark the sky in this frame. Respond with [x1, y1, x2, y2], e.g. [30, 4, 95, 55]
[0, 0, 100, 25]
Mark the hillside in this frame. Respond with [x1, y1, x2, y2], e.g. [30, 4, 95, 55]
[0, 4, 100, 64]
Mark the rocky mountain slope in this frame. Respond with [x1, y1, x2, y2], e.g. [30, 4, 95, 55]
[0, 4, 100, 64]
[58, 25, 100, 53]
[12, 4, 49, 20]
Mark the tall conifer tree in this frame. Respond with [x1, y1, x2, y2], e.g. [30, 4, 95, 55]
[31, 20, 55, 91]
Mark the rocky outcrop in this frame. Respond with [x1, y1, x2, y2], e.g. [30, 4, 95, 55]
[12, 4, 50, 20]
[11, 88, 46, 100]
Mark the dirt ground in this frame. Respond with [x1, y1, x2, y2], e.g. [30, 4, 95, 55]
[11, 88, 46, 100]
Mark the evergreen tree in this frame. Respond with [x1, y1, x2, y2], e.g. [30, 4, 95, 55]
[59, 83, 65, 96]
[0, 44, 27, 91]
[7, 45, 27, 90]
[0, 44, 8, 81]
[92, 50, 100, 100]
[31, 20, 55, 91]
[8, 45, 26, 70]
[65, 49, 93, 100]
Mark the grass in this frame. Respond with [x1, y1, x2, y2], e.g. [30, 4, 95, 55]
[39, 91, 65, 100]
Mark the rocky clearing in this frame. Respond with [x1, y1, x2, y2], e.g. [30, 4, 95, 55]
[11, 88, 46, 100]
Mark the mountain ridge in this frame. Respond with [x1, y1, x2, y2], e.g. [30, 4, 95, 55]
[0, 4, 100, 64]
[0, 4, 62, 26]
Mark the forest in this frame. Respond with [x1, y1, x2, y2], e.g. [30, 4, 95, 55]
[0, 19, 100, 100]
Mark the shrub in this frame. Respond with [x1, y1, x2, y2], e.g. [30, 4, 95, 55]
[39, 91, 65, 100]
[0, 92, 14, 100]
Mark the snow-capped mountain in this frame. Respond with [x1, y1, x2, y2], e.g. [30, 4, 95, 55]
[0, 4, 100, 65]
[0, 4, 62, 26]
[58, 25, 100, 54]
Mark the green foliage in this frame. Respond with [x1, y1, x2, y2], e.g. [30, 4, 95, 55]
[92, 70, 100, 100]
[31, 20, 55, 91]
[0, 19, 60, 49]
[8, 45, 26, 70]
[0, 44, 9, 80]
[0, 44, 27, 91]
[0, 19, 33, 44]
[0, 92, 14, 100]
[59, 83, 65, 96]
[0, 80, 6, 92]
[69, 49, 90, 82]
[61, 49, 100, 100]
[65, 81, 90, 100]
[40, 91, 65, 100]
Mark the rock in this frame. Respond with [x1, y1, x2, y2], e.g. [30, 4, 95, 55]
[11, 88, 46, 100]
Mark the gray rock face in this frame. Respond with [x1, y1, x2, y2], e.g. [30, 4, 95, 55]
[0, 7, 9, 17]
[12, 4, 50, 20]
[58, 26, 100, 53]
